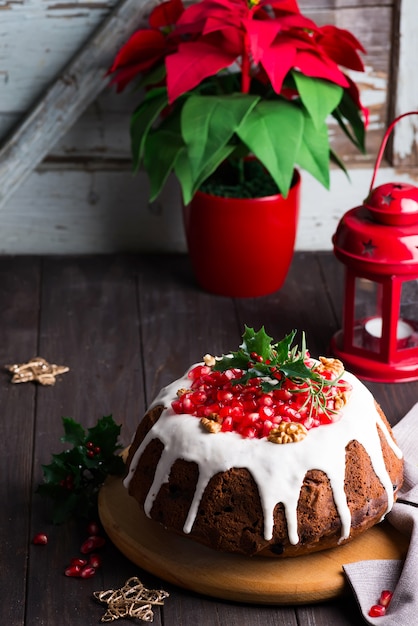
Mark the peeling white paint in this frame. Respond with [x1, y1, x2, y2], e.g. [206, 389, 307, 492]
[0, 0, 417, 253]
[0, 165, 416, 255]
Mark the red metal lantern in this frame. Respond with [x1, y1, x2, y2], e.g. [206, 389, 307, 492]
[331, 112, 418, 382]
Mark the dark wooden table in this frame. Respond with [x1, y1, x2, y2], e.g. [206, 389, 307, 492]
[1, 253, 417, 626]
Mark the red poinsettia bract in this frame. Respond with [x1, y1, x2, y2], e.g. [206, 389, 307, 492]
[108, 0, 368, 205]
[109, 0, 365, 105]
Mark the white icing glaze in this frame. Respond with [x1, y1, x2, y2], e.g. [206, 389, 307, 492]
[124, 365, 403, 545]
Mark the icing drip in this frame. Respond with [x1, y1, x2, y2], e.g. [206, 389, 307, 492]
[124, 365, 402, 545]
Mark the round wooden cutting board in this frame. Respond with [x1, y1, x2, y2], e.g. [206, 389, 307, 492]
[98, 474, 408, 605]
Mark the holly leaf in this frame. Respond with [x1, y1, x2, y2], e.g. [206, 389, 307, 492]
[240, 325, 274, 361]
[213, 326, 318, 390]
[37, 415, 125, 523]
[61, 417, 85, 446]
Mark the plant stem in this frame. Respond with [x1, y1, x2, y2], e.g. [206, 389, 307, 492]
[241, 33, 251, 94]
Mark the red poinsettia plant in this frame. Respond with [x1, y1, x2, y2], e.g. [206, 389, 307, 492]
[109, 0, 368, 203]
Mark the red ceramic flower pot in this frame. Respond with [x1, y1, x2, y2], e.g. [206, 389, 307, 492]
[182, 170, 301, 297]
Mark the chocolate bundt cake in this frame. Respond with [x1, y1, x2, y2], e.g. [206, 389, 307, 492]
[124, 328, 403, 557]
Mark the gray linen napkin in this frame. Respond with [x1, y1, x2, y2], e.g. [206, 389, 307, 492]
[343, 402, 418, 623]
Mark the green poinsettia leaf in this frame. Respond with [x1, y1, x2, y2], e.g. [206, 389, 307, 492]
[130, 87, 169, 171]
[332, 89, 366, 152]
[174, 143, 235, 204]
[295, 113, 330, 189]
[236, 99, 304, 197]
[144, 117, 185, 201]
[293, 72, 343, 129]
[330, 148, 350, 178]
[138, 62, 166, 89]
[181, 93, 259, 182]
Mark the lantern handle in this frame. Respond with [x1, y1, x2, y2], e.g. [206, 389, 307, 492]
[369, 111, 418, 193]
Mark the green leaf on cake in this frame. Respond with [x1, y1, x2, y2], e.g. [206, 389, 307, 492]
[213, 326, 315, 387]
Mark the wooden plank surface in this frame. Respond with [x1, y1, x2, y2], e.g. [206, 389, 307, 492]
[0, 257, 41, 626]
[0, 252, 416, 626]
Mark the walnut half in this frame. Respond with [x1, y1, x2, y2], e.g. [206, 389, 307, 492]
[268, 422, 308, 444]
[200, 417, 222, 434]
[315, 356, 345, 378]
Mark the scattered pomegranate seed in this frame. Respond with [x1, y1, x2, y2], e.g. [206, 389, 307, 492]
[368, 605, 386, 618]
[88, 553, 102, 569]
[80, 535, 105, 554]
[65, 564, 82, 577]
[86, 521, 101, 536]
[379, 590, 393, 607]
[32, 532, 48, 545]
[80, 565, 96, 579]
[70, 557, 88, 568]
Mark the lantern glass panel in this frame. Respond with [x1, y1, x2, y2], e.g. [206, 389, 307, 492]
[353, 277, 382, 352]
[399, 279, 418, 349]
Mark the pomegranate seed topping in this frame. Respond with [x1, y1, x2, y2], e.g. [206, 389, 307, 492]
[32, 532, 48, 545]
[80, 535, 105, 554]
[259, 394, 273, 406]
[368, 605, 386, 618]
[80, 565, 96, 579]
[379, 590, 393, 607]
[172, 361, 349, 440]
[191, 391, 207, 405]
[217, 389, 233, 403]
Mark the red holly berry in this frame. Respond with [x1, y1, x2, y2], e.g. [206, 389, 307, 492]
[32, 532, 48, 545]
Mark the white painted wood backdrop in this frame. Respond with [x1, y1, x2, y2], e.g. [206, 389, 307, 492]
[0, 0, 417, 254]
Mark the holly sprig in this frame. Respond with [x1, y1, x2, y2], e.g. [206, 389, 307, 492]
[37, 415, 125, 524]
[213, 326, 322, 392]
